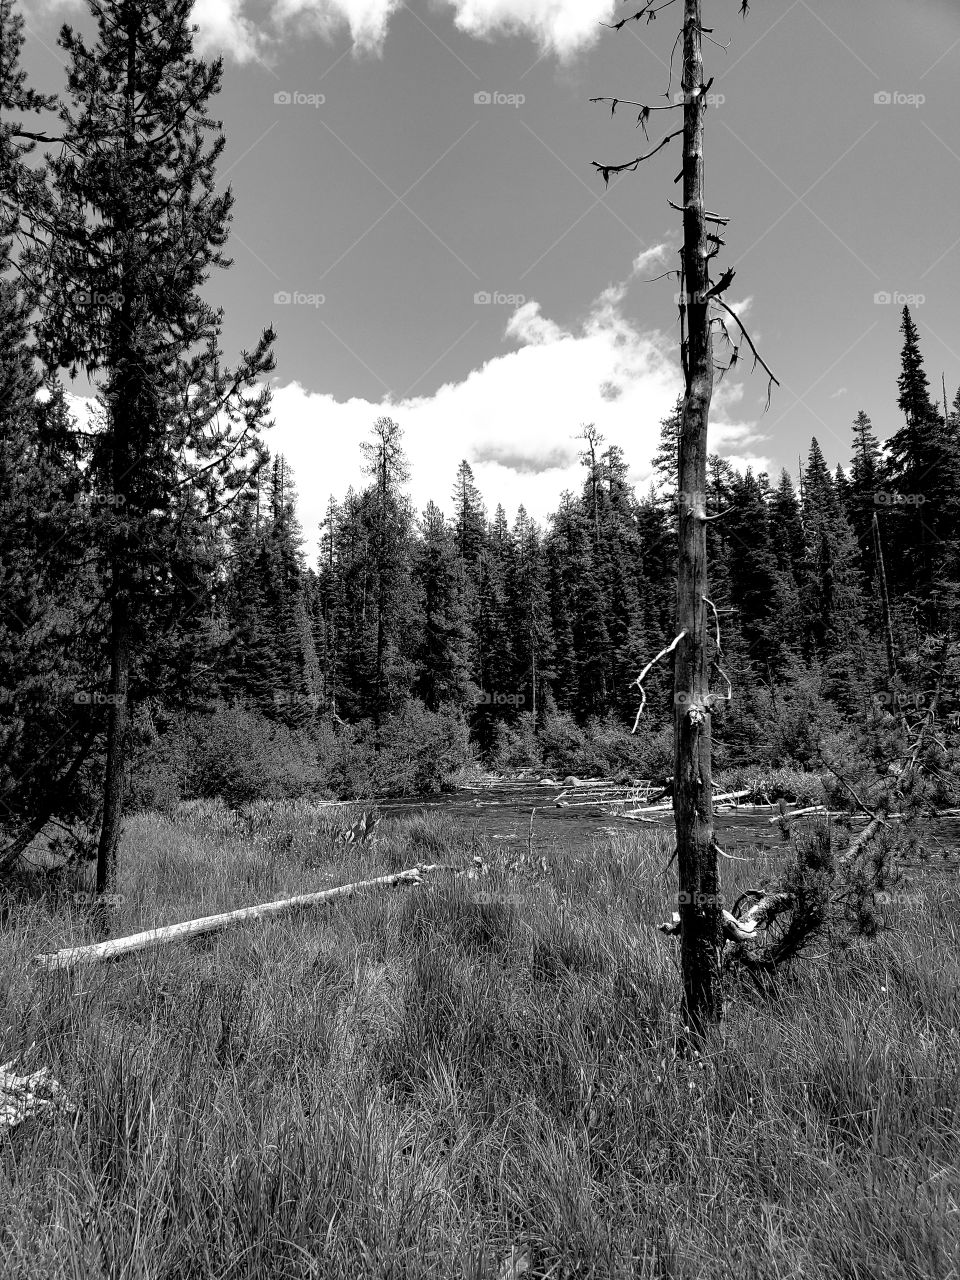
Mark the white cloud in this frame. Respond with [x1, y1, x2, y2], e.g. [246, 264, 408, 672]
[270, 0, 403, 53]
[52, 280, 769, 559]
[191, 0, 267, 62]
[38, 0, 620, 61]
[442, 0, 615, 59]
[263, 280, 768, 556]
[631, 242, 673, 278]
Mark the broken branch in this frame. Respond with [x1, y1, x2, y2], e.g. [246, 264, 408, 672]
[631, 630, 687, 731]
[710, 297, 780, 407]
[593, 128, 684, 186]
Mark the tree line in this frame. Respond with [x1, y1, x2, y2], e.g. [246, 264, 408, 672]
[2, 0, 959, 892]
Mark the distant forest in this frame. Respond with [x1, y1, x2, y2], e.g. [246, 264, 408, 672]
[2, 0, 959, 862]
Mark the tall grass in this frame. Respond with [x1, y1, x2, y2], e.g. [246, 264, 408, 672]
[0, 803, 957, 1278]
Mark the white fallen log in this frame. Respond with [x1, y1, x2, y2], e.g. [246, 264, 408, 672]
[626, 789, 750, 817]
[34, 866, 432, 972]
[1, 1051, 76, 1129]
[767, 804, 828, 823]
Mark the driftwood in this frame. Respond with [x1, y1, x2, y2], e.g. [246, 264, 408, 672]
[1, 1050, 75, 1129]
[767, 804, 829, 823]
[34, 866, 433, 972]
[625, 788, 750, 817]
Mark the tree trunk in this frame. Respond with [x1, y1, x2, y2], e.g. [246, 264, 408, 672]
[95, 2, 137, 899]
[673, 0, 721, 1036]
[872, 512, 897, 684]
[95, 589, 130, 894]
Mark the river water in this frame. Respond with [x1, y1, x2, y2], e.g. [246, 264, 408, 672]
[372, 778, 960, 871]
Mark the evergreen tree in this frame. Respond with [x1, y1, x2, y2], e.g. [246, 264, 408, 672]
[357, 417, 416, 727]
[451, 459, 486, 572]
[0, 5, 96, 864]
[652, 396, 683, 495]
[847, 410, 883, 572]
[724, 469, 779, 667]
[800, 439, 868, 666]
[884, 307, 960, 625]
[25, 0, 276, 892]
[505, 507, 554, 723]
[413, 501, 473, 712]
[472, 504, 516, 750]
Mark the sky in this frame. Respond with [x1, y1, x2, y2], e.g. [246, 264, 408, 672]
[20, 0, 960, 554]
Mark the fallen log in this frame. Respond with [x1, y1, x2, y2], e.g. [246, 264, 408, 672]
[625, 788, 751, 817]
[33, 866, 435, 972]
[767, 804, 828, 823]
[836, 813, 886, 871]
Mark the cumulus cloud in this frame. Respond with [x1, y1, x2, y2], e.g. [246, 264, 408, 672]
[442, 0, 616, 59]
[38, 0, 620, 61]
[191, 0, 267, 62]
[48, 279, 769, 557]
[631, 242, 674, 278]
[472, 442, 575, 473]
[258, 276, 769, 555]
[269, 0, 403, 53]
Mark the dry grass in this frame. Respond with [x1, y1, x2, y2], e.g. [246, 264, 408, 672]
[0, 801, 957, 1278]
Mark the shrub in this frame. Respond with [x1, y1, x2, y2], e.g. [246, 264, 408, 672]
[489, 713, 543, 773]
[131, 701, 324, 810]
[318, 701, 473, 798]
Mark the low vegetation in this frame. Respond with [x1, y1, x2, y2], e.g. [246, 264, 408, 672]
[1, 805, 956, 1278]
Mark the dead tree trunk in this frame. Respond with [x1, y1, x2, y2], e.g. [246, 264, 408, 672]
[591, 0, 778, 1034]
[674, 0, 721, 1034]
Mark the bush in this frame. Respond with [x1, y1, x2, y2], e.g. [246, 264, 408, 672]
[318, 700, 473, 798]
[715, 764, 827, 806]
[489, 713, 543, 773]
[128, 702, 324, 811]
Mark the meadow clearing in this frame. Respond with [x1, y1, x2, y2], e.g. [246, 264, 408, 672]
[0, 801, 957, 1279]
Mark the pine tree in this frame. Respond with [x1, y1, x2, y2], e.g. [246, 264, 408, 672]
[847, 410, 883, 569]
[451, 459, 486, 573]
[260, 456, 319, 725]
[884, 307, 960, 625]
[358, 417, 416, 728]
[594, 445, 645, 718]
[23, 0, 277, 893]
[472, 505, 516, 750]
[413, 501, 473, 712]
[800, 439, 867, 665]
[315, 494, 344, 717]
[0, 5, 96, 864]
[652, 396, 683, 496]
[505, 507, 554, 723]
[724, 469, 779, 667]
[221, 488, 281, 713]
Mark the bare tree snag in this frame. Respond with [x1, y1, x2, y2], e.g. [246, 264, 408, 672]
[671, 0, 722, 1035]
[592, 0, 778, 1035]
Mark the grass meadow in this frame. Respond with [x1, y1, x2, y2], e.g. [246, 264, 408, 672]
[0, 801, 957, 1279]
